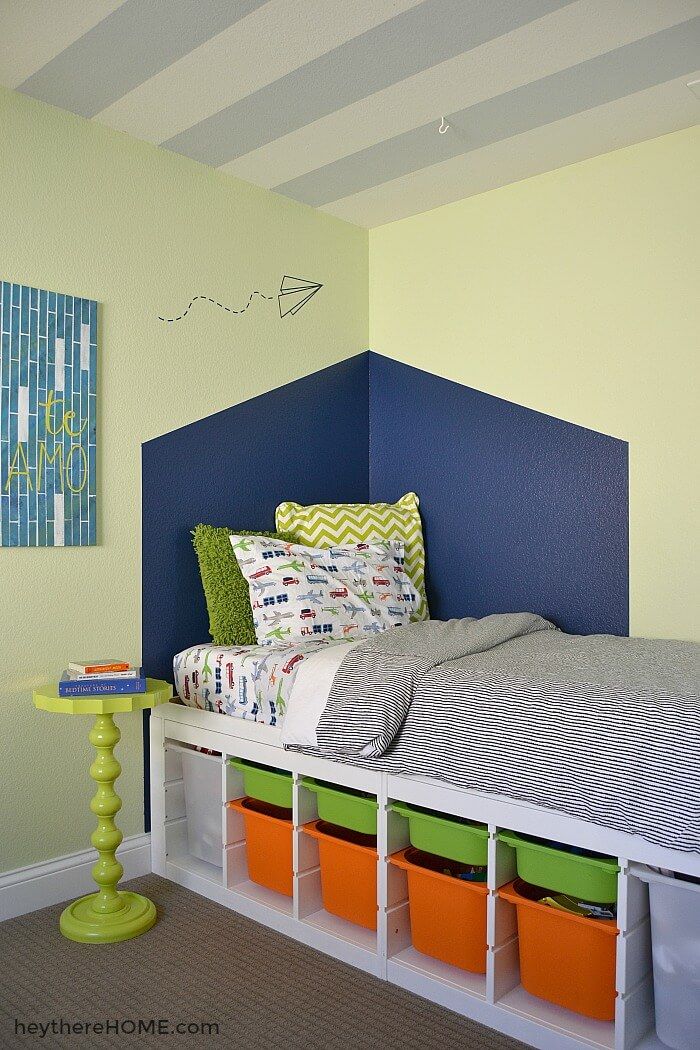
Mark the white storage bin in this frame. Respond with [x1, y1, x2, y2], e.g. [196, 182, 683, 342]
[639, 867, 700, 1050]
[181, 749, 222, 867]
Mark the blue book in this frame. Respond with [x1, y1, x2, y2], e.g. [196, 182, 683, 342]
[58, 669, 146, 697]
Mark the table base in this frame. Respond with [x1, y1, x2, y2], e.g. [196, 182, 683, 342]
[60, 890, 156, 943]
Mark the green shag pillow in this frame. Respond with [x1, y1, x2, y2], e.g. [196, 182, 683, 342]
[192, 525, 296, 646]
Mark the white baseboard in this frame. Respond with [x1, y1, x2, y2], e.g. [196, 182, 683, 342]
[0, 833, 152, 922]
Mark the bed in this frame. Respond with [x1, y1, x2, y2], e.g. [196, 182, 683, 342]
[155, 616, 700, 1050]
[142, 351, 690, 1050]
[172, 615, 699, 855]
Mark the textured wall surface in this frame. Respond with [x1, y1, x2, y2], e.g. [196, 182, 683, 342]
[0, 87, 368, 872]
[142, 355, 370, 682]
[370, 127, 699, 642]
[369, 353, 628, 635]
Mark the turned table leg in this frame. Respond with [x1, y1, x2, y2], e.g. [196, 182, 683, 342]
[59, 713, 156, 943]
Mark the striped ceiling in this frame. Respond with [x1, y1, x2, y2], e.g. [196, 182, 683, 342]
[2, 1, 699, 227]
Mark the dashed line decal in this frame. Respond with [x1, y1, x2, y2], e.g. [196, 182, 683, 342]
[159, 275, 323, 323]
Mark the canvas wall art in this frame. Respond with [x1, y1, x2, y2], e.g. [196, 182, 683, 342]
[0, 281, 97, 546]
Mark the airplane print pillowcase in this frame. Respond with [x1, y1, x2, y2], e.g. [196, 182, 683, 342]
[229, 535, 418, 647]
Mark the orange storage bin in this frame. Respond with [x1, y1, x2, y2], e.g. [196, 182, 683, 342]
[227, 796, 293, 897]
[390, 847, 488, 973]
[499, 879, 618, 1021]
[303, 820, 378, 930]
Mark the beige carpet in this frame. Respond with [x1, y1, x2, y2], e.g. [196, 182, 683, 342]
[0, 875, 529, 1049]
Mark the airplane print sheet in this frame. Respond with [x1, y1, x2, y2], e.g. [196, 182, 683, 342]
[173, 639, 351, 727]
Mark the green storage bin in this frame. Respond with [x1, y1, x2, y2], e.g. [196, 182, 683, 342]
[390, 802, 489, 865]
[498, 831, 619, 903]
[302, 777, 378, 835]
[229, 758, 292, 810]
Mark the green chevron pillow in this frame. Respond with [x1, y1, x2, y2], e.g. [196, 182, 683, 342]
[192, 525, 296, 646]
[276, 492, 429, 620]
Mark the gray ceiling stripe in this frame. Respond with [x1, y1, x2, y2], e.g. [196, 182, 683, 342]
[18, 0, 268, 118]
[274, 19, 700, 208]
[163, 0, 574, 166]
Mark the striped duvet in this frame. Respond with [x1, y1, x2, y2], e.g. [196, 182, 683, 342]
[305, 615, 700, 853]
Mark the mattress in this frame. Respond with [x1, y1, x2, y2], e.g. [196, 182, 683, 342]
[173, 640, 350, 727]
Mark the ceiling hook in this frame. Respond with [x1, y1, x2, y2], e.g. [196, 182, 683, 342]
[438, 116, 450, 134]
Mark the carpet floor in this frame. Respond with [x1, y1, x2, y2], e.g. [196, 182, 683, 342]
[0, 875, 529, 1049]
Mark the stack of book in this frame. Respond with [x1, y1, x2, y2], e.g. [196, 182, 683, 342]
[58, 660, 146, 697]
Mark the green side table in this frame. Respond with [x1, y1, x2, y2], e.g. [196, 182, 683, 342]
[33, 678, 171, 944]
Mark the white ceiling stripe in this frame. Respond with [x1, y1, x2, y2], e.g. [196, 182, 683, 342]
[0, 0, 125, 88]
[321, 78, 699, 226]
[223, 0, 699, 190]
[96, 0, 424, 143]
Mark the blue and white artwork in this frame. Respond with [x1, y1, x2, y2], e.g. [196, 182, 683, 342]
[0, 281, 97, 546]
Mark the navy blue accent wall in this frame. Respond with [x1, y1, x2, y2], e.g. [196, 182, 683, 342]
[368, 353, 629, 636]
[141, 353, 369, 826]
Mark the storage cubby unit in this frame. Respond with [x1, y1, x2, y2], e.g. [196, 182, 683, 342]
[385, 798, 488, 1004]
[295, 773, 380, 961]
[150, 707, 700, 1050]
[491, 829, 617, 1049]
[161, 741, 224, 886]
[617, 866, 672, 1050]
[223, 763, 294, 917]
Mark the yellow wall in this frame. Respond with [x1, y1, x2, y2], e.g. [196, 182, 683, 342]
[0, 87, 368, 872]
[370, 127, 699, 644]
[2, 87, 696, 875]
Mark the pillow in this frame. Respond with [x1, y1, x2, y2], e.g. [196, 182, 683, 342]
[229, 535, 418, 646]
[276, 492, 429, 621]
[191, 525, 296, 646]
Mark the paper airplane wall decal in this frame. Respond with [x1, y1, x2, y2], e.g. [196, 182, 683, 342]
[278, 275, 323, 317]
[158, 275, 323, 323]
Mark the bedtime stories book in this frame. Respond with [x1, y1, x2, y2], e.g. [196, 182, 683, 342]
[58, 670, 146, 697]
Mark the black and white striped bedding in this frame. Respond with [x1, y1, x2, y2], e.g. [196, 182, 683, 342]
[300, 615, 700, 853]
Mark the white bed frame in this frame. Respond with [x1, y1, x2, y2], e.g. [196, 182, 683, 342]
[150, 700, 700, 1050]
